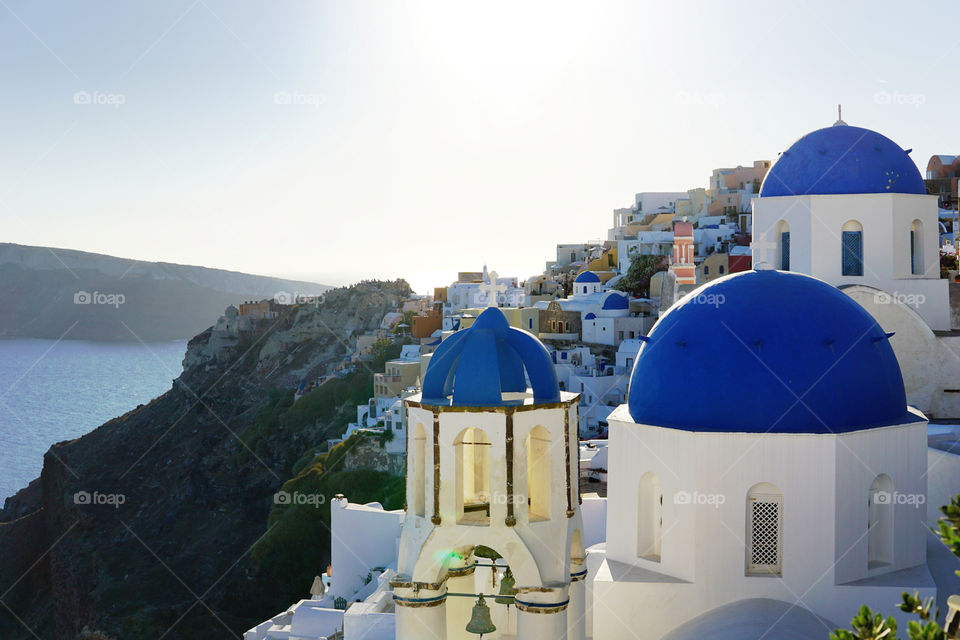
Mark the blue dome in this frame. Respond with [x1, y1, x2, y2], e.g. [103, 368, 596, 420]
[584, 312, 597, 320]
[759, 125, 925, 197]
[627, 270, 916, 433]
[602, 292, 629, 310]
[422, 307, 560, 406]
[574, 271, 600, 283]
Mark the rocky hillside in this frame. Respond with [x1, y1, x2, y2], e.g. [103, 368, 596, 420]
[0, 279, 411, 640]
[0, 243, 331, 341]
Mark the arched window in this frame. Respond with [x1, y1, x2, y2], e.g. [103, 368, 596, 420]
[704, 265, 710, 276]
[526, 426, 552, 521]
[868, 474, 894, 568]
[776, 220, 790, 271]
[412, 424, 426, 517]
[842, 220, 864, 276]
[719, 265, 725, 274]
[571, 528, 584, 565]
[910, 220, 924, 275]
[455, 427, 491, 525]
[637, 472, 662, 561]
[746, 482, 783, 576]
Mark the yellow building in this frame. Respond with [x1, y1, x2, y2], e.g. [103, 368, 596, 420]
[583, 246, 619, 281]
[698, 253, 730, 283]
[374, 359, 420, 398]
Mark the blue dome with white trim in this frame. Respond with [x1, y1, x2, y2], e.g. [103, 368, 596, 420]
[627, 269, 916, 433]
[602, 292, 629, 310]
[759, 124, 925, 197]
[574, 270, 600, 283]
[422, 307, 560, 406]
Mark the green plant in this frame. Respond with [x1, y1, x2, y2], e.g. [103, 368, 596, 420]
[613, 254, 667, 297]
[829, 605, 898, 640]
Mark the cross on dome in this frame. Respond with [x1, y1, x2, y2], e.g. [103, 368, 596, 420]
[834, 103, 847, 127]
[477, 269, 507, 307]
[750, 231, 777, 268]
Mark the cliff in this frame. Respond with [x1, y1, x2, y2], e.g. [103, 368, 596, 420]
[0, 279, 411, 639]
[0, 243, 331, 341]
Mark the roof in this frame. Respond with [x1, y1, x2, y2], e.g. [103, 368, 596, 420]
[574, 270, 601, 283]
[627, 269, 918, 433]
[644, 212, 675, 228]
[421, 307, 560, 406]
[601, 291, 629, 310]
[662, 599, 839, 640]
[759, 124, 925, 197]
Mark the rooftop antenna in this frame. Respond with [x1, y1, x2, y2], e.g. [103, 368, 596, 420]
[833, 103, 847, 127]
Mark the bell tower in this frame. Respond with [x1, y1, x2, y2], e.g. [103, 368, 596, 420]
[393, 307, 586, 640]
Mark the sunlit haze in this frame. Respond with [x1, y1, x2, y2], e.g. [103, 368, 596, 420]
[2, 0, 957, 292]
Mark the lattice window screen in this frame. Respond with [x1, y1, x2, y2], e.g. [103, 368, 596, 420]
[747, 494, 783, 575]
[842, 231, 863, 276]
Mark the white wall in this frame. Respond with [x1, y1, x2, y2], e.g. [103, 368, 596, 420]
[594, 405, 935, 639]
[581, 496, 608, 549]
[843, 286, 960, 417]
[330, 499, 403, 600]
[753, 193, 950, 330]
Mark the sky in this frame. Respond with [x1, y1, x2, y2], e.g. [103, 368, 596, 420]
[1, 0, 958, 294]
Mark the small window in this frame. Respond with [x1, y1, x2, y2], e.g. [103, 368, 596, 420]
[719, 265, 725, 274]
[868, 475, 894, 568]
[747, 483, 783, 576]
[910, 220, 924, 275]
[637, 472, 662, 561]
[842, 221, 864, 276]
[528, 318, 533, 329]
[704, 265, 710, 275]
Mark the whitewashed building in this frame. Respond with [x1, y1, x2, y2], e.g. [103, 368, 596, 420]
[594, 268, 947, 639]
[752, 119, 960, 418]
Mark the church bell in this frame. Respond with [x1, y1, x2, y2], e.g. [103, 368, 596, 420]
[465, 593, 497, 637]
[495, 567, 516, 606]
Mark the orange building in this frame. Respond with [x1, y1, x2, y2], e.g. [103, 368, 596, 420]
[411, 306, 442, 339]
[670, 221, 696, 285]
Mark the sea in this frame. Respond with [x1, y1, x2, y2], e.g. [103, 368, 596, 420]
[0, 338, 187, 502]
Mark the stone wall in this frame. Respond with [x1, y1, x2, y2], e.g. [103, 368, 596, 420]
[343, 436, 405, 477]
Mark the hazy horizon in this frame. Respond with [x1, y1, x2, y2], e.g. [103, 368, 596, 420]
[3, 0, 958, 294]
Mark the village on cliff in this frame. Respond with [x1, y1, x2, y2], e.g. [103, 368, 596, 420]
[235, 116, 960, 640]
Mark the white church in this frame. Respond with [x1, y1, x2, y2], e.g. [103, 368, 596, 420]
[751, 115, 960, 419]
[246, 119, 960, 640]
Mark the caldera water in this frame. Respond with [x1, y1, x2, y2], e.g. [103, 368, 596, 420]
[0, 338, 186, 502]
